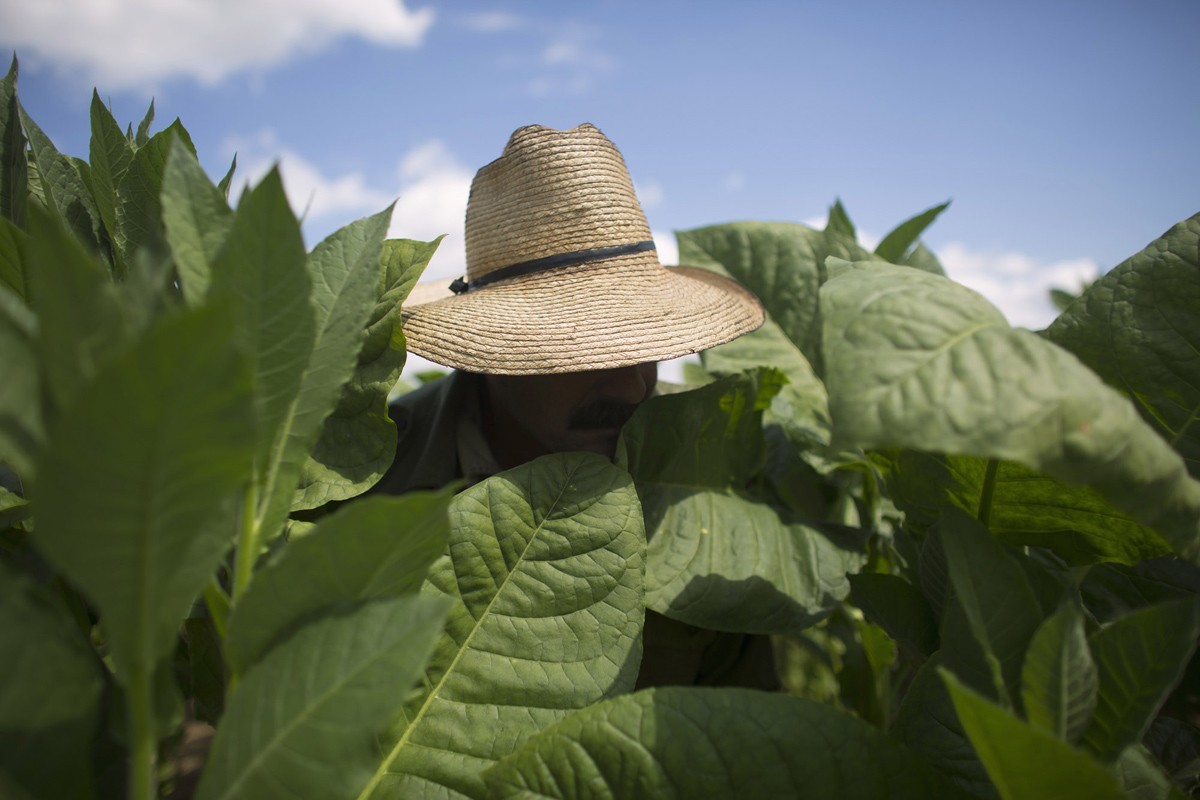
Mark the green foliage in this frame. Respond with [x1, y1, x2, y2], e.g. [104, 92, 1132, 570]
[4, 59, 1200, 800]
[943, 670, 1128, 800]
[485, 687, 963, 799]
[361, 454, 645, 799]
[1045, 215, 1200, 479]
[620, 369, 868, 635]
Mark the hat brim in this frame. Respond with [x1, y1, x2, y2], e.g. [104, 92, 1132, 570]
[400, 251, 764, 375]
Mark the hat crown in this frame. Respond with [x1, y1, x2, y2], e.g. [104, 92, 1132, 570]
[464, 124, 653, 281]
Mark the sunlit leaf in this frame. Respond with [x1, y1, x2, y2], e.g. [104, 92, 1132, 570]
[226, 488, 452, 673]
[1021, 594, 1098, 744]
[198, 594, 451, 800]
[360, 454, 645, 799]
[485, 687, 963, 799]
[0, 56, 26, 227]
[1082, 598, 1200, 761]
[162, 138, 231, 303]
[943, 669, 1126, 800]
[19, 106, 104, 257]
[294, 234, 438, 509]
[619, 370, 867, 636]
[34, 303, 255, 685]
[1046, 213, 1200, 479]
[23, 203, 127, 416]
[821, 259, 1200, 564]
[874, 201, 950, 264]
[0, 285, 40, 476]
[0, 564, 103, 800]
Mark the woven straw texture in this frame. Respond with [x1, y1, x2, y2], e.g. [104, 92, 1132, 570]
[402, 123, 764, 374]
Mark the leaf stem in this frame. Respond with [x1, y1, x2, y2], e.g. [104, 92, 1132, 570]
[128, 661, 157, 800]
[232, 481, 260, 604]
[977, 458, 999, 527]
[203, 576, 231, 639]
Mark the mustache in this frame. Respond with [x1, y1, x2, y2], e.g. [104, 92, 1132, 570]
[567, 399, 639, 431]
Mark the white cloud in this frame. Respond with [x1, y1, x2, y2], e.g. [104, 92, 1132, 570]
[724, 171, 747, 193]
[457, 11, 522, 32]
[635, 181, 664, 209]
[651, 229, 680, 267]
[935, 243, 1099, 329]
[390, 142, 473, 280]
[4, 0, 434, 88]
[224, 130, 471, 279]
[526, 26, 614, 96]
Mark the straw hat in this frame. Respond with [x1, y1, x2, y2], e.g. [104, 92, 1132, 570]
[400, 123, 764, 374]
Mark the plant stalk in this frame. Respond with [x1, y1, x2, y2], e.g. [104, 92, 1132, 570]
[128, 662, 157, 800]
[977, 458, 999, 527]
[232, 481, 260, 604]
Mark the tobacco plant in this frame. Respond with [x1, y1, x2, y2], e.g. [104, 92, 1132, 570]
[2, 57, 1198, 799]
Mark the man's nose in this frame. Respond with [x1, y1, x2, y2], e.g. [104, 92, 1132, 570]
[597, 363, 657, 405]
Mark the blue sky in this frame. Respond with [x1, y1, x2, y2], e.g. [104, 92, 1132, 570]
[6, 0, 1199, 343]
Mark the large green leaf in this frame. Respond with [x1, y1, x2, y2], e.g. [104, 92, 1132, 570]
[1082, 598, 1200, 761]
[874, 201, 950, 265]
[937, 507, 1043, 705]
[826, 198, 857, 241]
[894, 653, 994, 797]
[1021, 594, 1098, 744]
[113, 119, 196, 268]
[251, 206, 392, 531]
[208, 167, 314, 543]
[197, 594, 451, 800]
[293, 235, 437, 509]
[1045, 214, 1200, 479]
[0, 56, 26, 228]
[161, 139, 232, 303]
[359, 453, 645, 799]
[848, 572, 939, 656]
[226, 488, 453, 673]
[484, 686, 963, 799]
[0, 213, 25, 298]
[33, 303, 256, 684]
[19, 105, 104, 257]
[702, 317, 834, 455]
[880, 450, 1173, 565]
[23, 203, 127, 416]
[821, 260, 1200, 564]
[678, 221, 874, 377]
[1112, 744, 1188, 800]
[87, 91, 134, 261]
[0, 564, 103, 800]
[900, 241, 947, 276]
[0, 286, 40, 477]
[618, 370, 867, 635]
[943, 670, 1126, 800]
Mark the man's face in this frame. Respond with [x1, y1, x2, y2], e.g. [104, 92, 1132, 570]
[483, 363, 658, 466]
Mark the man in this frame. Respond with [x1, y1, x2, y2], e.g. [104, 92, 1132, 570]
[376, 123, 773, 687]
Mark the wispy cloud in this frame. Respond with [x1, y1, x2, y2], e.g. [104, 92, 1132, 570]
[3, 0, 434, 88]
[525, 24, 615, 96]
[936, 243, 1098, 330]
[457, 11, 522, 32]
[635, 181, 665, 209]
[224, 130, 471, 278]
